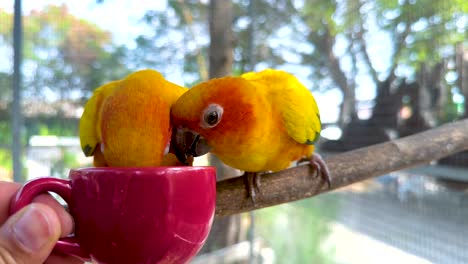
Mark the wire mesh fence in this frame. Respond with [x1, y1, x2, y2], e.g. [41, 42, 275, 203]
[248, 169, 468, 264]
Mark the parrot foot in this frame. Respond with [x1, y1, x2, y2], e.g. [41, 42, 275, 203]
[297, 153, 331, 188]
[243, 172, 261, 204]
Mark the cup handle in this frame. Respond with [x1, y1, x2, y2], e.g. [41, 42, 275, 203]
[9, 177, 91, 261]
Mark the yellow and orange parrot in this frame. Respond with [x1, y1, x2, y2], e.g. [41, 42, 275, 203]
[171, 68, 330, 202]
[80, 69, 188, 167]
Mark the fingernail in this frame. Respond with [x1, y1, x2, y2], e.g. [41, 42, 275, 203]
[13, 205, 54, 252]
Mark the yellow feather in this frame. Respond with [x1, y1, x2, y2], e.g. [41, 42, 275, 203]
[79, 69, 187, 166]
[241, 69, 321, 145]
[171, 69, 321, 172]
[79, 80, 120, 156]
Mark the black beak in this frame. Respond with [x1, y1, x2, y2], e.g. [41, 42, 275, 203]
[171, 127, 212, 165]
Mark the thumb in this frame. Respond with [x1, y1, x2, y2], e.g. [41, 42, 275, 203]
[0, 203, 61, 264]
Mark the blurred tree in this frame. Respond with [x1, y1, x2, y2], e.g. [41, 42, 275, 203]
[232, 0, 296, 72]
[299, 0, 358, 127]
[0, 4, 130, 104]
[373, 0, 466, 129]
[209, 0, 233, 78]
[137, 0, 466, 135]
[11, 0, 23, 182]
[456, 43, 468, 118]
[0, 4, 132, 178]
[296, 0, 467, 143]
[134, 0, 295, 84]
[132, 0, 209, 86]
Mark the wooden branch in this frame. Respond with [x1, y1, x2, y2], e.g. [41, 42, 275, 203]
[215, 119, 468, 216]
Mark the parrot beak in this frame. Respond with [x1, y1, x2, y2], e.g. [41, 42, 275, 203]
[171, 127, 212, 165]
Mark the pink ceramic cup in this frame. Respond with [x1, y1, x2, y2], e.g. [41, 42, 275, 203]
[10, 167, 216, 264]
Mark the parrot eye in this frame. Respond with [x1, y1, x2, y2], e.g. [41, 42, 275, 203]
[201, 104, 223, 128]
[205, 111, 218, 125]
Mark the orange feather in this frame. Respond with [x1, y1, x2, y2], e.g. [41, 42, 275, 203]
[80, 69, 187, 167]
[171, 70, 319, 172]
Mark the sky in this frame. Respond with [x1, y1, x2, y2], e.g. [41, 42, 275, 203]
[0, 0, 163, 46]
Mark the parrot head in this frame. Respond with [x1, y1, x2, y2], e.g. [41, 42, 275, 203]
[170, 76, 259, 164]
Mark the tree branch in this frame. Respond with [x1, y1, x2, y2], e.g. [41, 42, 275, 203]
[177, 0, 209, 81]
[356, 27, 379, 84]
[215, 119, 468, 216]
[387, 0, 412, 83]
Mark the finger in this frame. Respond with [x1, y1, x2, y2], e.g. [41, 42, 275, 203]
[0, 203, 62, 264]
[33, 195, 74, 237]
[0, 181, 74, 238]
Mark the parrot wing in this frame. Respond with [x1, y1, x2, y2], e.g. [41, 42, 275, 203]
[242, 69, 321, 145]
[79, 80, 121, 156]
[280, 88, 321, 145]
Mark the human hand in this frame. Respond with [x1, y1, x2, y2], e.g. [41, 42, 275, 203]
[0, 181, 83, 264]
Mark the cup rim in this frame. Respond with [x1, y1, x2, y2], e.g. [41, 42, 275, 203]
[71, 166, 216, 173]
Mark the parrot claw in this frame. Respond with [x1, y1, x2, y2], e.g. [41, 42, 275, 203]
[243, 172, 261, 205]
[297, 153, 331, 188]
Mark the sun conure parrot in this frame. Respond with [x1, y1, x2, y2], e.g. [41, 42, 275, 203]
[170, 68, 330, 202]
[80, 69, 188, 167]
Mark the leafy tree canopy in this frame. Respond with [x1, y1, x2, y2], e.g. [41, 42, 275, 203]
[0, 4, 131, 103]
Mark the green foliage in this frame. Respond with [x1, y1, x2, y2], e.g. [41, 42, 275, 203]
[0, 5, 130, 102]
[135, 0, 298, 82]
[131, 2, 209, 83]
[375, 0, 467, 69]
[302, 0, 338, 33]
[0, 121, 12, 145]
[300, 0, 467, 82]
[50, 148, 80, 179]
[256, 195, 338, 263]
[0, 4, 136, 180]
[0, 122, 12, 172]
[0, 4, 133, 153]
[0, 149, 12, 171]
[439, 89, 465, 123]
[232, 0, 296, 71]
[26, 119, 78, 137]
[0, 72, 11, 100]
